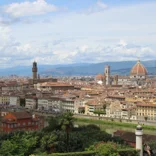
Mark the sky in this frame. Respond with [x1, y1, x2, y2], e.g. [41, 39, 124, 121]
[0, 0, 156, 68]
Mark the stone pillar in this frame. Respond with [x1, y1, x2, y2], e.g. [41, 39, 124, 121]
[135, 125, 143, 156]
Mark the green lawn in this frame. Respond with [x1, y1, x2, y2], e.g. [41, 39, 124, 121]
[75, 117, 156, 130]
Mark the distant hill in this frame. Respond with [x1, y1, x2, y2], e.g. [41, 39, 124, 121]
[40, 60, 156, 76]
[0, 60, 155, 76]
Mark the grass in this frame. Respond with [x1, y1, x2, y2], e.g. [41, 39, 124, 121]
[75, 117, 156, 130]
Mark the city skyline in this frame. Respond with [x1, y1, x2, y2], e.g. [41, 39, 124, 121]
[0, 0, 156, 68]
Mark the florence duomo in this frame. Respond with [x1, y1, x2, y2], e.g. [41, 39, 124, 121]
[96, 59, 149, 86]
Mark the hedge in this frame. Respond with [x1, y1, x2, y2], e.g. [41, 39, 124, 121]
[118, 148, 139, 156]
[35, 148, 139, 156]
[50, 151, 95, 156]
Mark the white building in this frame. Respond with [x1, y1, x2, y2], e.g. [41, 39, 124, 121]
[9, 96, 20, 106]
[25, 98, 37, 109]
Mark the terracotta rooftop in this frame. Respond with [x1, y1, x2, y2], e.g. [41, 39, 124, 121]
[40, 82, 73, 87]
[137, 103, 156, 107]
[11, 111, 32, 119]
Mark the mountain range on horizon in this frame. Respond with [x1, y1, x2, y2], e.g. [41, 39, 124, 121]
[0, 60, 156, 77]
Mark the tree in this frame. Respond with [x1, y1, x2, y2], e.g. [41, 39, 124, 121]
[144, 116, 148, 122]
[58, 112, 74, 152]
[43, 117, 60, 132]
[95, 142, 118, 156]
[0, 140, 15, 156]
[40, 133, 58, 153]
[20, 98, 25, 107]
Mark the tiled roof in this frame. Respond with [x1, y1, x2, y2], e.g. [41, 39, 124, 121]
[114, 130, 156, 143]
[11, 111, 32, 119]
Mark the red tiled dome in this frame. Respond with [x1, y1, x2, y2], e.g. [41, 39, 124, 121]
[96, 74, 105, 80]
[130, 60, 147, 76]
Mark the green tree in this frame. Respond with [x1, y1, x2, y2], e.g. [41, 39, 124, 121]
[144, 116, 148, 122]
[0, 140, 15, 156]
[40, 133, 58, 153]
[59, 112, 74, 152]
[44, 117, 60, 132]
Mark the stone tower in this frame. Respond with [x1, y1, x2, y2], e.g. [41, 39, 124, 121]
[104, 65, 110, 85]
[114, 75, 118, 85]
[32, 61, 38, 80]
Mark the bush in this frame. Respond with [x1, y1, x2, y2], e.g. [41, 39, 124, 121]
[95, 142, 118, 156]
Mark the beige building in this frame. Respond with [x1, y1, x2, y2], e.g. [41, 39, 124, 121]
[85, 100, 103, 115]
[137, 103, 156, 121]
[0, 96, 10, 105]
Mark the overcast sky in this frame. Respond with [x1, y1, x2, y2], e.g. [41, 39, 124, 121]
[0, 0, 156, 68]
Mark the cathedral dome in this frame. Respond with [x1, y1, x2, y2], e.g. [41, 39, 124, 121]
[96, 74, 105, 80]
[130, 60, 147, 76]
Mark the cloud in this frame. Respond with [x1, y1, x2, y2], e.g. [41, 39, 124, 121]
[0, 30, 155, 67]
[97, 1, 108, 9]
[68, 40, 156, 63]
[118, 40, 127, 47]
[3, 0, 57, 18]
[0, 1, 156, 68]
[81, 0, 108, 14]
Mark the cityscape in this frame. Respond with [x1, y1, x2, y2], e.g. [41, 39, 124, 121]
[0, 0, 156, 156]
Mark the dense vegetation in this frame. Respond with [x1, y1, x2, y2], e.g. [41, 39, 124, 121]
[0, 112, 139, 156]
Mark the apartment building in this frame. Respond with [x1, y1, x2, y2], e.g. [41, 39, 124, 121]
[25, 97, 37, 109]
[137, 103, 156, 121]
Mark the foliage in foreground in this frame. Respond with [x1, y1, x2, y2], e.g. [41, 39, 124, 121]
[0, 112, 137, 156]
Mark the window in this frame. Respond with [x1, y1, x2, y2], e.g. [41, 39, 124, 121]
[28, 122, 31, 125]
[18, 123, 20, 127]
[23, 122, 26, 126]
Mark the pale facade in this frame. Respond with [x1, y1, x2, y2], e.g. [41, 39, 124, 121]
[137, 103, 156, 121]
[85, 103, 103, 115]
[0, 96, 10, 105]
[37, 98, 61, 110]
[61, 99, 75, 113]
[10, 96, 20, 106]
[25, 98, 37, 109]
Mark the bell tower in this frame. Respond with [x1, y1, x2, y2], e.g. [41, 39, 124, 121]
[32, 61, 38, 80]
[104, 65, 110, 85]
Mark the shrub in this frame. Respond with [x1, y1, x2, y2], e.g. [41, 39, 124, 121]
[118, 148, 139, 156]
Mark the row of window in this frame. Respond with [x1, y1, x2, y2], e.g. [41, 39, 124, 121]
[137, 113, 156, 116]
[3, 122, 38, 128]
